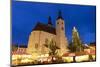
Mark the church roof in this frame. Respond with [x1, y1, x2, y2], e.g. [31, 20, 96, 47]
[19, 45, 27, 48]
[33, 22, 56, 35]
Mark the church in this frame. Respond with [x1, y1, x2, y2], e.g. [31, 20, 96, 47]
[27, 11, 69, 56]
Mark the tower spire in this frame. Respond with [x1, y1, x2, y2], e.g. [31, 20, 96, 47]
[57, 10, 63, 20]
[48, 16, 52, 26]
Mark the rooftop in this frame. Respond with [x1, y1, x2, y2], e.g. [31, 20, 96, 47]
[33, 22, 56, 35]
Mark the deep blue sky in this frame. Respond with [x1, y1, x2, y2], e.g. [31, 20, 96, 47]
[12, 1, 96, 46]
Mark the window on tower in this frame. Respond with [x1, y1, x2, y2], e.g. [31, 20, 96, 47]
[62, 22, 63, 24]
[57, 22, 59, 24]
[62, 27, 64, 30]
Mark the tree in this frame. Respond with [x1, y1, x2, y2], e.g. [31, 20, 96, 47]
[72, 27, 84, 52]
[12, 44, 18, 52]
[44, 39, 60, 62]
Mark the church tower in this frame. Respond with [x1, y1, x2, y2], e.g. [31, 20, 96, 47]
[56, 11, 68, 55]
[48, 16, 53, 26]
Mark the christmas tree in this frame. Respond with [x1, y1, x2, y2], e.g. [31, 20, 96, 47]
[72, 27, 83, 52]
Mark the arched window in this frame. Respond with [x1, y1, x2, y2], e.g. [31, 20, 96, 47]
[35, 43, 38, 49]
[62, 22, 63, 24]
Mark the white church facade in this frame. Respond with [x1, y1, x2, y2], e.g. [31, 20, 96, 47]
[27, 11, 69, 56]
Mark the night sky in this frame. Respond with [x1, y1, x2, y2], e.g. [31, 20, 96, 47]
[12, 1, 96, 46]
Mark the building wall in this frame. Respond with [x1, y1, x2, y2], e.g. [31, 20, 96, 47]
[27, 18, 69, 56]
[27, 30, 56, 55]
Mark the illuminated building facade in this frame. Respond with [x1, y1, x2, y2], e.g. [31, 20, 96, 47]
[27, 11, 69, 56]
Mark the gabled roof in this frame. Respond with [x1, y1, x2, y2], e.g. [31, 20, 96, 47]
[33, 22, 56, 35]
